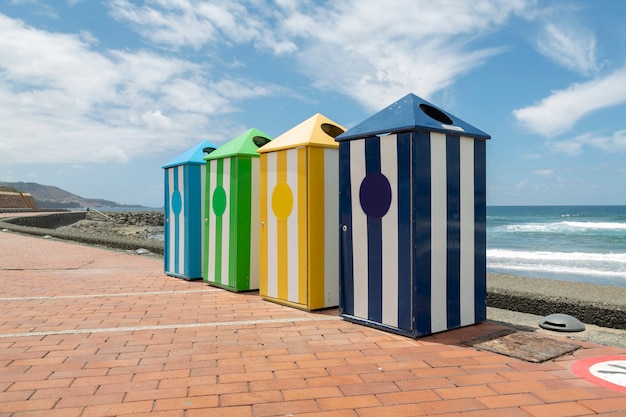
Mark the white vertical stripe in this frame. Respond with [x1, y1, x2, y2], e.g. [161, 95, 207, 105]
[324, 148, 339, 307]
[207, 160, 217, 283]
[430, 133, 447, 333]
[286, 149, 299, 303]
[177, 165, 186, 275]
[459, 138, 475, 326]
[167, 168, 176, 273]
[266, 152, 278, 298]
[350, 140, 368, 319]
[380, 134, 399, 328]
[249, 158, 260, 289]
[220, 158, 231, 284]
[200, 163, 206, 277]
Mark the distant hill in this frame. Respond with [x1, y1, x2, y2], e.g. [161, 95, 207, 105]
[0, 181, 130, 209]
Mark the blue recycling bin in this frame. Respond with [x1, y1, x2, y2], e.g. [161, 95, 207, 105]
[162, 140, 216, 280]
[336, 93, 491, 337]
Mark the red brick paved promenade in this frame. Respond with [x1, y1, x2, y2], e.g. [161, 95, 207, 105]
[1, 229, 625, 416]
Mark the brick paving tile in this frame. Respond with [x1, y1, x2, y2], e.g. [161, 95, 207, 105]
[477, 393, 544, 409]
[185, 405, 252, 417]
[419, 398, 487, 414]
[340, 381, 400, 396]
[463, 408, 535, 417]
[282, 386, 343, 401]
[153, 394, 219, 411]
[376, 389, 441, 405]
[80, 400, 154, 417]
[521, 402, 595, 417]
[395, 376, 456, 390]
[435, 384, 498, 399]
[54, 392, 125, 409]
[578, 397, 626, 413]
[9, 407, 84, 417]
[317, 394, 381, 410]
[252, 399, 319, 417]
[123, 387, 188, 403]
[2, 231, 626, 417]
[272, 411, 358, 417]
[355, 403, 425, 417]
[218, 390, 284, 407]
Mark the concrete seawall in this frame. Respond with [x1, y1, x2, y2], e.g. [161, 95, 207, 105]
[3, 211, 87, 229]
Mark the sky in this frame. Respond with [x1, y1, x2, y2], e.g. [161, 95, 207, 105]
[1, 0, 626, 208]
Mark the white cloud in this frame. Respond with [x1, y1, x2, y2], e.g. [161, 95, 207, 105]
[535, 22, 598, 75]
[512, 68, 626, 137]
[550, 129, 626, 156]
[533, 169, 555, 178]
[108, 0, 296, 54]
[278, 0, 533, 110]
[108, 0, 534, 111]
[0, 13, 284, 165]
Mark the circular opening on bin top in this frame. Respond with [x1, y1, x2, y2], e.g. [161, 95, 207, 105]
[321, 123, 345, 138]
[419, 104, 454, 125]
[252, 136, 271, 148]
[203, 146, 217, 155]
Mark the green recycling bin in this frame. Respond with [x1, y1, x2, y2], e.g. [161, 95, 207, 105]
[203, 128, 272, 291]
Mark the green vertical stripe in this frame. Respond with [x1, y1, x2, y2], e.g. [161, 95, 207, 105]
[214, 158, 224, 284]
[233, 157, 252, 290]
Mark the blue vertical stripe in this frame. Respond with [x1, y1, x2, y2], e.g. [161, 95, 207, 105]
[365, 137, 382, 322]
[474, 140, 487, 322]
[173, 166, 180, 274]
[187, 165, 201, 278]
[446, 135, 461, 329]
[396, 132, 412, 331]
[339, 142, 354, 316]
[413, 131, 432, 336]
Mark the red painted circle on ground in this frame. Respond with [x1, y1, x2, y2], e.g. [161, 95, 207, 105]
[571, 355, 626, 393]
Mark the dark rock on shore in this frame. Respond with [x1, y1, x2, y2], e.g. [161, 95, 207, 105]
[0, 211, 164, 255]
[86, 210, 164, 227]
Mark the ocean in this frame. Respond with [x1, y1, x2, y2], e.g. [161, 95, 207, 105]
[487, 205, 626, 288]
[91, 205, 626, 288]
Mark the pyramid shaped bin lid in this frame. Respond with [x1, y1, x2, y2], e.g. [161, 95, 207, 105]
[204, 128, 273, 161]
[257, 113, 345, 154]
[336, 93, 490, 142]
[161, 140, 218, 168]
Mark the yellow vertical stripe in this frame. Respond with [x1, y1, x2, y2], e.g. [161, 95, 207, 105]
[307, 146, 325, 309]
[276, 150, 289, 300]
[297, 147, 308, 305]
[259, 154, 268, 297]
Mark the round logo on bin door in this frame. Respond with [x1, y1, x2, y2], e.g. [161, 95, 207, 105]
[171, 190, 182, 215]
[212, 186, 227, 217]
[359, 172, 392, 218]
[272, 183, 293, 220]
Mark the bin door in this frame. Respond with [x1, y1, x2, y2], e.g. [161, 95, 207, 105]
[339, 134, 413, 332]
[260, 147, 308, 307]
[164, 165, 185, 276]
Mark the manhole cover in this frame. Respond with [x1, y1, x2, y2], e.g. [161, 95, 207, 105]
[464, 329, 581, 363]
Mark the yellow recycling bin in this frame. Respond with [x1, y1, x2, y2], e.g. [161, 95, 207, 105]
[257, 114, 345, 310]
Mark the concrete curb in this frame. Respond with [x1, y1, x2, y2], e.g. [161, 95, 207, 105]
[488, 273, 625, 330]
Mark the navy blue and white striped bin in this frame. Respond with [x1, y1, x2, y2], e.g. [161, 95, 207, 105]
[335, 93, 491, 337]
[162, 141, 217, 280]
